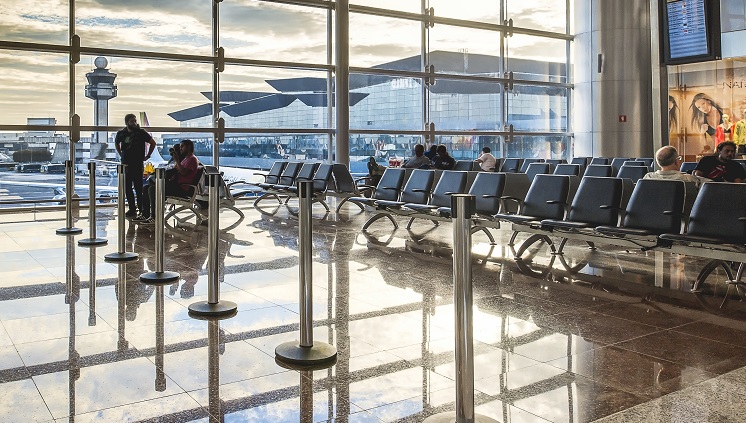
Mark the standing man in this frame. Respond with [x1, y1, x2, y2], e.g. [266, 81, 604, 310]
[115, 113, 156, 217]
[694, 141, 745, 182]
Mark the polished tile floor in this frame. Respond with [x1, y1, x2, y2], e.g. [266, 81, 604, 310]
[1, 201, 746, 422]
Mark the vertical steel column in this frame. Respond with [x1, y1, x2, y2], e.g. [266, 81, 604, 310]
[298, 180, 314, 348]
[57, 160, 82, 235]
[106, 164, 139, 261]
[78, 162, 108, 246]
[335, 0, 350, 166]
[189, 171, 237, 316]
[424, 194, 496, 423]
[140, 168, 180, 284]
[453, 194, 474, 421]
[275, 181, 337, 367]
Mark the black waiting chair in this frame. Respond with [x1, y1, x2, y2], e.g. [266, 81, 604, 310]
[546, 159, 567, 166]
[616, 165, 650, 183]
[584, 164, 613, 177]
[362, 169, 434, 230]
[493, 174, 571, 255]
[610, 157, 633, 176]
[679, 162, 697, 174]
[328, 164, 375, 213]
[404, 170, 468, 228]
[519, 158, 544, 173]
[542, 176, 628, 237]
[570, 157, 590, 175]
[500, 158, 523, 173]
[596, 179, 689, 245]
[349, 168, 407, 210]
[660, 182, 746, 304]
[525, 162, 552, 182]
[589, 157, 609, 165]
[636, 158, 655, 170]
[554, 164, 581, 176]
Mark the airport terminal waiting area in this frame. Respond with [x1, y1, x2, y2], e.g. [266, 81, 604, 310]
[3, 157, 746, 422]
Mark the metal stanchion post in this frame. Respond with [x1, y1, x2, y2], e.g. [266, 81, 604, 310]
[88, 247, 97, 326]
[275, 180, 337, 367]
[140, 168, 180, 284]
[57, 159, 82, 235]
[117, 264, 128, 352]
[189, 171, 237, 317]
[106, 164, 139, 262]
[78, 161, 108, 246]
[424, 194, 497, 423]
[155, 286, 166, 392]
[208, 319, 225, 422]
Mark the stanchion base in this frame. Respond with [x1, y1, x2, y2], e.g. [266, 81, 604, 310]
[188, 301, 238, 318]
[139, 271, 180, 285]
[78, 237, 108, 247]
[56, 227, 83, 235]
[104, 251, 139, 262]
[275, 341, 337, 367]
[423, 412, 499, 423]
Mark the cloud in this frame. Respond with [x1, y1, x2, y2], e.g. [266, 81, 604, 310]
[0, 0, 569, 126]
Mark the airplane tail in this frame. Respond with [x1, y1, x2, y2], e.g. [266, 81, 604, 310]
[139, 112, 150, 127]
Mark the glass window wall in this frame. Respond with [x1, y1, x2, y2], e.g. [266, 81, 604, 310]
[0, 0, 571, 168]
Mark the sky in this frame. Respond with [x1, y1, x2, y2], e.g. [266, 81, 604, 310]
[0, 0, 568, 129]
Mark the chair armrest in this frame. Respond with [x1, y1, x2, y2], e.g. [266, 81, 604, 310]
[546, 200, 566, 205]
[412, 189, 428, 193]
[599, 205, 622, 210]
[499, 196, 523, 214]
[380, 186, 399, 191]
[739, 217, 746, 222]
[444, 191, 457, 195]
[481, 194, 499, 198]
[226, 180, 247, 188]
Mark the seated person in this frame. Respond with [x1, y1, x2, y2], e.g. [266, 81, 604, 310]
[432, 145, 455, 170]
[693, 141, 745, 183]
[402, 144, 431, 169]
[644, 146, 709, 190]
[366, 157, 386, 185]
[475, 146, 497, 171]
[424, 144, 438, 161]
[137, 139, 199, 224]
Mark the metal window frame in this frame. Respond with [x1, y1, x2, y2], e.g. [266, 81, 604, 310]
[0, 0, 573, 160]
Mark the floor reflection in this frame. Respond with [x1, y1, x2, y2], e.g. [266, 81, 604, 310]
[1, 206, 746, 422]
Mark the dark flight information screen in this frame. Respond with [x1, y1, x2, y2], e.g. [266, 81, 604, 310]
[666, 0, 710, 60]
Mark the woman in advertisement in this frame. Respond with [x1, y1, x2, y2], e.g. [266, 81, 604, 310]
[689, 92, 724, 140]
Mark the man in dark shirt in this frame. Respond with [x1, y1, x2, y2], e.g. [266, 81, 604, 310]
[694, 141, 745, 182]
[432, 145, 455, 170]
[114, 114, 156, 217]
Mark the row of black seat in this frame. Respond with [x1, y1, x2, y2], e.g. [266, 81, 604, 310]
[353, 165, 746, 298]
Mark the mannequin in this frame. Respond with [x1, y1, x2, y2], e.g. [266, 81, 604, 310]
[717, 114, 733, 144]
[735, 111, 746, 155]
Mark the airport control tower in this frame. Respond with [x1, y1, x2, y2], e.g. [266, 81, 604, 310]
[85, 57, 117, 159]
